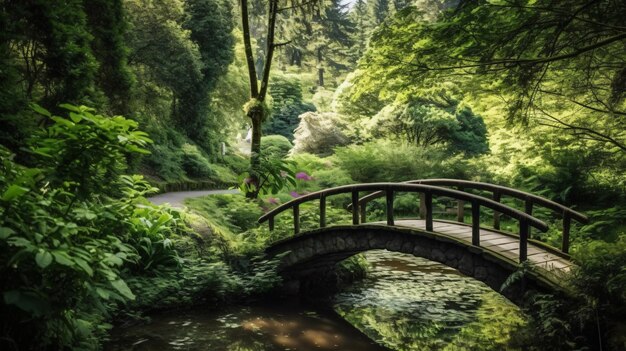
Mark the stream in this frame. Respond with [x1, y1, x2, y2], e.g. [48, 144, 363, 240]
[107, 250, 526, 350]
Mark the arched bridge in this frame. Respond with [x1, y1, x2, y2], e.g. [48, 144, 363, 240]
[259, 179, 588, 299]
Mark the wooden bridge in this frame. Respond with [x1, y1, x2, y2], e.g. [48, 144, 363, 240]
[258, 179, 588, 298]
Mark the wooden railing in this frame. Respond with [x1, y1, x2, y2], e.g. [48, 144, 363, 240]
[258, 183, 550, 263]
[348, 179, 588, 254]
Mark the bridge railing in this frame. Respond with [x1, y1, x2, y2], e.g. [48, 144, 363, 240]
[348, 179, 588, 254]
[258, 183, 550, 263]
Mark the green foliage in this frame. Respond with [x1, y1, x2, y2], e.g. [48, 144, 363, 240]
[29, 104, 151, 196]
[515, 237, 626, 350]
[239, 156, 297, 196]
[186, 194, 264, 234]
[181, 143, 216, 179]
[333, 140, 470, 183]
[261, 135, 293, 158]
[264, 73, 316, 139]
[0, 105, 181, 350]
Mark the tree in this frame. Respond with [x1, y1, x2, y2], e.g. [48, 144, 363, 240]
[239, 0, 319, 197]
[308, 0, 355, 86]
[84, 0, 134, 115]
[263, 72, 315, 139]
[358, 0, 626, 151]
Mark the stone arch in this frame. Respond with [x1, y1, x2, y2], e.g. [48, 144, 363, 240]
[266, 225, 562, 304]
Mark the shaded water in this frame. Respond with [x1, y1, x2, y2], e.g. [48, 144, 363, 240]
[333, 250, 526, 350]
[107, 250, 525, 350]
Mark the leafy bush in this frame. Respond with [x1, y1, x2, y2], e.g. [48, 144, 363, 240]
[261, 134, 293, 158]
[186, 194, 264, 233]
[181, 143, 216, 179]
[515, 237, 626, 350]
[0, 105, 182, 350]
[333, 140, 470, 183]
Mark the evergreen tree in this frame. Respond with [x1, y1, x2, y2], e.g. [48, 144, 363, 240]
[309, 0, 355, 86]
[84, 0, 134, 114]
[349, 0, 371, 63]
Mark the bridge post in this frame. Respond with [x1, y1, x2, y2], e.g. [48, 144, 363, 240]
[269, 216, 274, 231]
[519, 219, 528, 262]
[493, 191, 501, 230]
[293, 204, 300, 234]
[471, 200, 480, 246]
[562, 212, 571, 254]
[457, 187, 465, 223]
[351, 191, 359, 225]
[419, 193, 426, 219]
[425, 192, 433, 231]
[386, 190, 394, 226]
[319, 194, 326, 228]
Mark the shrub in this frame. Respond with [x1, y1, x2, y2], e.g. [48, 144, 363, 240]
[264, 73, 316, 140]
[181, 143, 215, 179]
[333, 140, 470, 183]
[0, 105, 182, 350]
[261, 135, 293, 158]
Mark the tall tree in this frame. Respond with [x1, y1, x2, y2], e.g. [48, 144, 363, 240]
[239, 0, 318, 197]
[84, 0, 134, 115]
[180, 0, 234, 145]
[309, 0, 355, 86]
[349, 0, 371, 63]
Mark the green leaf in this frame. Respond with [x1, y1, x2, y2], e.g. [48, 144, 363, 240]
[2, 184, 29, 201]
[30, 103, 51, 117]
[3, 290, 50, 316]
[74, 258, 94, 277]
[110, 279, 135, 300]
[52, 251, 74, 266]
[7, 237, 32, 248]
[51, 116, 75, 128]
[104, 253, 124, 266]
[95, 287, 111, 300]
[35, 250, 53, 269]
[0, 227, 15, 239]
[69, 112, 83, 123]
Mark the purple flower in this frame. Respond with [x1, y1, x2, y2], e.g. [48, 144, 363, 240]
[289, 191, 300, 198]
[296, 172, 313, 181]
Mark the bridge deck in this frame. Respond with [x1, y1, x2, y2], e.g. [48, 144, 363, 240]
[380, 219, 574, 276]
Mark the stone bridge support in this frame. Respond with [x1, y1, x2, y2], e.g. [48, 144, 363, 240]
[266, 225, 562, 304]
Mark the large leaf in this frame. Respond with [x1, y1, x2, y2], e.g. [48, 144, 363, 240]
[3, 290, 50, 316]
[29, 103, 51, 117]
[2, 185, 29, 201]
[52, 251, 74, 266]
[110, 279, 135, 300]
[0, 227, 15, 239]
[35, 251, 53, 269]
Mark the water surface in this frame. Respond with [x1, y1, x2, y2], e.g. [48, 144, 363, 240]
[108, 250, 525, 350]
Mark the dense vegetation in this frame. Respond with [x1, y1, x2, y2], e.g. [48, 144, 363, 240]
[1, 0, 624, 350]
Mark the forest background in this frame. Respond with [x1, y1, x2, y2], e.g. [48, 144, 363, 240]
[0, 0, 624, 350]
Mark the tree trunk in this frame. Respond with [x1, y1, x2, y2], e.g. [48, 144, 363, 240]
[247, 107, 264, 198]
[317, 47, 324, 86]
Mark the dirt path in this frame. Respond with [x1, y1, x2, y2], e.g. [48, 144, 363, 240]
[147, 189, 239, 208]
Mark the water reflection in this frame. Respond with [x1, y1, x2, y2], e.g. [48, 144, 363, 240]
[333, 250, 526, 351]
[108, 250, 526, 351]
[107, 300, 386, 351]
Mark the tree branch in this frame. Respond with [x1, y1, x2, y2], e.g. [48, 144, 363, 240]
[240, 0, 259, 98]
